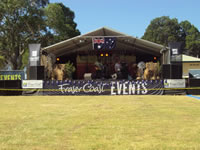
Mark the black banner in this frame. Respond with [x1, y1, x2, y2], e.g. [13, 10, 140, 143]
[168, 42, 183, 62]
[43, 80, 164, 95]
[0, 71, 25, 80]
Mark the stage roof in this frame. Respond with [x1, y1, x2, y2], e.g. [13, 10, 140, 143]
[42, 27, 165, 57]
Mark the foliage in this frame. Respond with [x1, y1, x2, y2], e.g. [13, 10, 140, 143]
[0, 0, 49, 70]
[0, 0, 80, 70]
[0, 55, 5, 69]
[143, 16, 200, 57]
[180, 21, 200, 56]
[142, 16, 183, 46]
[44, 3, 80, 44]
[157, 61, 161, 74]
[21, 49, 29, 70]
[65, 61, 76, 79]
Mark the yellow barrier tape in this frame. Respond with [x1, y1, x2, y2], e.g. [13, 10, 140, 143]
[0, 87, 199, 92]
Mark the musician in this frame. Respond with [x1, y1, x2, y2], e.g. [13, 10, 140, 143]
[128, 62, 138, 79]
[114, 57, 122, 79]
[94, 58, 104, 79]
[121, 61, 128, 79]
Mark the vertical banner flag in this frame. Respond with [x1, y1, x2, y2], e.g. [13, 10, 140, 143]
[168, 42, 183, 62]
[168, 42, 182, 55]
[92, 37, 116, 50]
[29, 44, 41, 66]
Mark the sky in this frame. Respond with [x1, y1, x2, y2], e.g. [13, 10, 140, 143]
[50, 0, 200, 38]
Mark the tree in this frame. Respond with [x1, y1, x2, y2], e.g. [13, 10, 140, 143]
[0, 55, 5, 69]
[143, 16, 200, 57]
[180, 21, 200, 57]
[0, 1, 80, 70]
[0, 0, 49, 70]
[142, 16, 183, 46]
[44, 3, 80, 44]
[64, 61, 76, 79]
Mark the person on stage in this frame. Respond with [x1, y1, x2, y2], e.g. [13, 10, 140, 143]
[114, 57, 122, 79]
[94, 58, 104, 79]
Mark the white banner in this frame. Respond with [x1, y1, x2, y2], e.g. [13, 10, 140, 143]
[164, 79, 185, 88]
[22, 80, 43, 89]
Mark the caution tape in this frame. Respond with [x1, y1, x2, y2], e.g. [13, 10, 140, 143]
[0, 87, 200, 92]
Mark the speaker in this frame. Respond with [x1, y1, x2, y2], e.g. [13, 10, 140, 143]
[0, 81, 4, 88]
[4, 80, 21, 88]
[162, 64, 182, 79]
[162, 64, 170, 79]
[1, 80, 22, 95]
[0, 81, 5, 95]
[187, 79, 200, 95]
[172, 64, 182, 79]
[29, 66, 44, 80]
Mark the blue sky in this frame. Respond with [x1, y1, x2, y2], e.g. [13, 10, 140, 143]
[50, 0, 200, 38]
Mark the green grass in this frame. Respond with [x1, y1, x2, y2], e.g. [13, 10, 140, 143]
[0, 96, 200, 150]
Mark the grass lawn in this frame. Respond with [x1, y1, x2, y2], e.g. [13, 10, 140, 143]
[0, 95, 200, 150]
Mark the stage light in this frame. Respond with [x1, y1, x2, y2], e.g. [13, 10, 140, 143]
[106, 53, 109, 56]
[56, 57, 60, 61]
[100, 53, 104, 57]
[154, 57, 157, 60]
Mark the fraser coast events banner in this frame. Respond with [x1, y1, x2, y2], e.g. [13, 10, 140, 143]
[43, 80, 164, 95]
[0, 71, 25, 80]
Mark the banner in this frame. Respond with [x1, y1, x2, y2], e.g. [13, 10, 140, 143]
[92, 37, 116, 50]
[43, 80, 164, 95]
[164, 79, 186, 88]
[29, 44, 41, 66]
[22, 80, 43, 89]
[0, 71, 24, 80]
[168, 42, 183, 62]
[168, 42, 183, 55]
